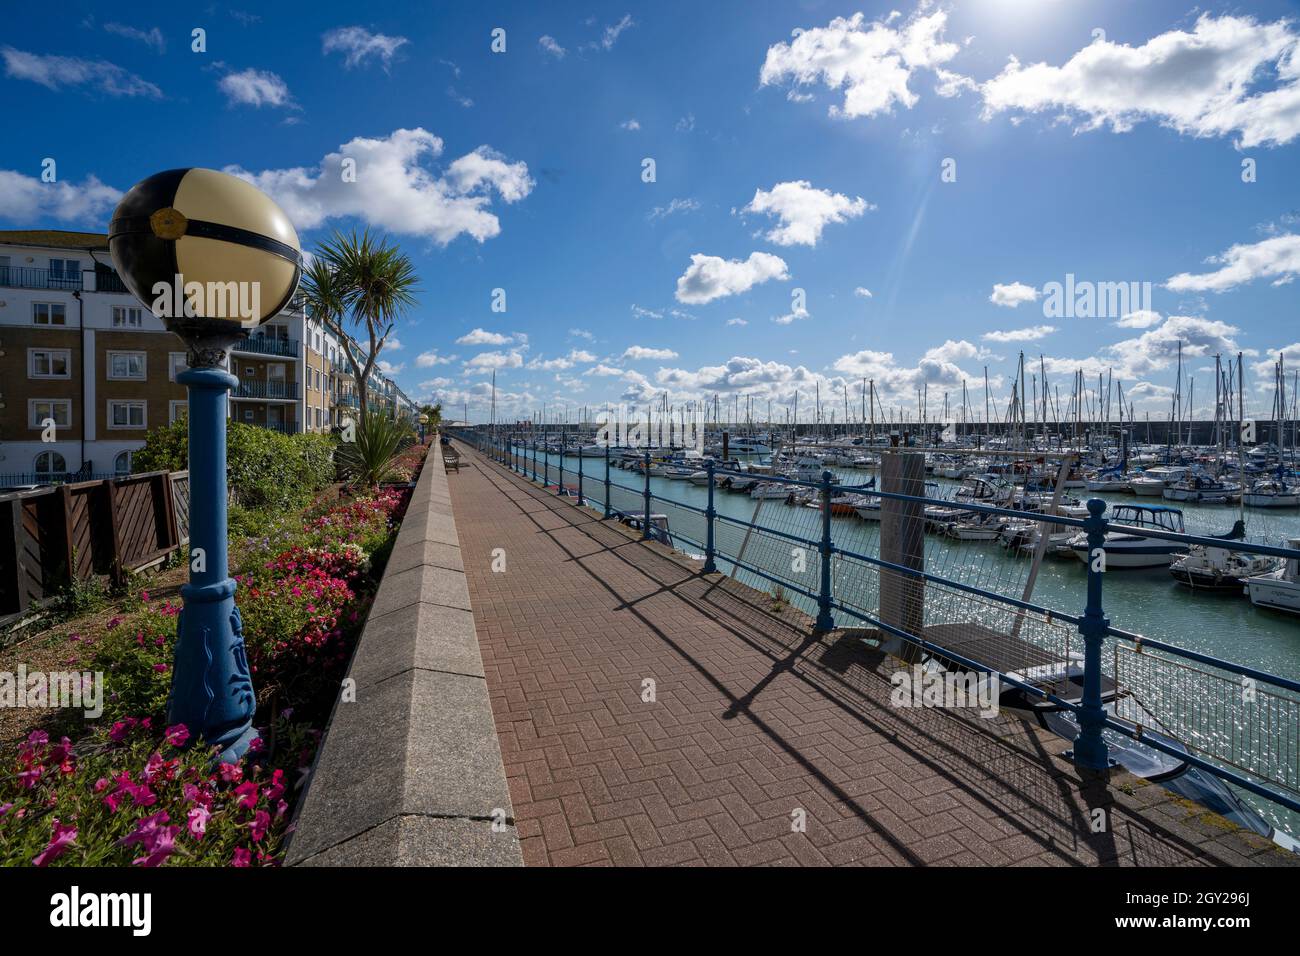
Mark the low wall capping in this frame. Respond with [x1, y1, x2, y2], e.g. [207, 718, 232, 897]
[285, 447, 523, 867]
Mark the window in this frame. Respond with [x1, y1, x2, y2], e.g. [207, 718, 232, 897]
[48, 259, 81, 289]
[34, 451, 67, 478]
[29, 348, 71, 379]
[114, 451, 133, 476]
[267, 363, 285, 381]
[108, 400, 146, 429]
[243, 409, 254, 421]
[112, 306, 144, 328]
[107, 352, 146, 380]
[169, 352, 188, 382]
[169, 400, 188, 423]
[29, 399, 71, 429]
[32, 302, 66, 326]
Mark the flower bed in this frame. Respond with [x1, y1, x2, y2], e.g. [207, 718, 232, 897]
[0, 449, 427, 867]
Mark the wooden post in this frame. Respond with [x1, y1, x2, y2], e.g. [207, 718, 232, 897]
[879, 451, 925, 662]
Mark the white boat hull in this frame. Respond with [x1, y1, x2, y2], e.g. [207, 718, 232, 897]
[1244, 578, 1300, 614]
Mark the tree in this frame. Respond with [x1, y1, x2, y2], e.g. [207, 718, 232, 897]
[301, 229, 418, 425]
[420, 403, 443, 430]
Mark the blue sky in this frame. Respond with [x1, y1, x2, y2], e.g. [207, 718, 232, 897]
[3, 0, 1300, 423]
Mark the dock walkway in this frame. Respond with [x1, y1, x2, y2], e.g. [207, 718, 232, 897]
[448, 442, 1293, 867]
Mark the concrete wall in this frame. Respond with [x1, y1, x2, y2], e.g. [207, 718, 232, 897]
[286, 445, 522, 866]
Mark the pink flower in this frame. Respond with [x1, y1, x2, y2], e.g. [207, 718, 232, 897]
[152, 663, 169, 673]
[108, 721, 131, 744]
[133, 826, 179, 867]
[140, 590, 150, 602]
[234, 781, 259, 810]
[117, 811, 170, 849]
[164, 724, 190, 747]
[33, 821, 77, 867]
[231, 848, 252, 867]
[187, 805, 211, 840]
[248, 810, 271, 842]
[218, 762, 243, 784]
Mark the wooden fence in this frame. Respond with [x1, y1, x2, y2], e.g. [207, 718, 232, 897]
[0, 471, 189, 624]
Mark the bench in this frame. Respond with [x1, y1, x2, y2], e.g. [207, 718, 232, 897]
[442, 448, 461, 473]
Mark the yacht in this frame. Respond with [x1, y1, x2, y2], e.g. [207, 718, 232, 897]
[1129, 466, 1188, 496]
[1243, 476, 1300, 508]
[1162, 473, 1241, 504]
[1243, 538, 1300, 614]
[1170, 546, 1280, 592]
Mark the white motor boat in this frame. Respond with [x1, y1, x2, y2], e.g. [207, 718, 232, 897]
[1129, 466, 1187, 496]
[1162, 473, 1242, 504]
[750, 481, 791, 500]
[1243, 538, 1300, 614]
[1067, 504, 1245, 569]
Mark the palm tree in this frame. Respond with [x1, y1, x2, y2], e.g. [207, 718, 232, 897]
[301, 229, 418, 424]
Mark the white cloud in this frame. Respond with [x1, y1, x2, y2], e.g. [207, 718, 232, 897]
[980, 14, 1300, 148]
[727, 318, 748, 326]
[419, 377, 453, 389]
[104, 23, 166, 53]
[742, 180, 872, 247]
[982, 325, 1056, 343]
[464, 350, 524, 374]
[569, 328, 595, 341]
[585, 364, 624, 376]
[1166, 234, 1300, 293]
[989, 281, 1039, 308]
[376, 359, 404, 375]
[760, 8, 963, 119]
[1115, 310, 1163, 329]
[1, 46, 161, 97]
[631, 305, 664, 320]
[457, 329, 512, 348]
[771, 304, 811, 325]
[586, 15, 634, 52]
[225, 128, 533, 244]
[620, 118, 640, 131]
[538, 36, 566, 59]
[526, 349, 597, 371]
[321, 26, 409, 69]
[386, 338, 404, 350]
[675, 251, 790, 304]
[648, 197, 700, 221]
[219, 68, 295, 109]
[854, 286, 873, 298]
[416, 350, 457, 367]
[622, 346, 679, 361]
[0, 170, 122, 225]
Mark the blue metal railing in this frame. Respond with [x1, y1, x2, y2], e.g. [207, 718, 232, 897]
[233, 335, 298, 358]
[0, 266, 83, 291]
[454, 428, 1300, 820]
[232, 379, 299, 400]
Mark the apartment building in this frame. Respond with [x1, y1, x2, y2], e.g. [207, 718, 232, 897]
[0, 230, 418, 485]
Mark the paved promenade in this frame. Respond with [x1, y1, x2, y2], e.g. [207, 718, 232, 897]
[448, 442, 1294, 867]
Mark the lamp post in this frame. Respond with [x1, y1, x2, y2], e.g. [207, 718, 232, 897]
[109, 168, 302, 763]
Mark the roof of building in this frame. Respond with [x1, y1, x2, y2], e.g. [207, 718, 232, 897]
[0, 229, 110, 251]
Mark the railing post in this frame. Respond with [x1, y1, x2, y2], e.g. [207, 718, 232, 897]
[815, 470, 835, 633]
[642, 448, 652, 540]
[1073, 498, 1111, 771]
[703, 460, 717, 574]
[558, 443, 565, 496]
[603, 443, 612, 519]
[543, 438, 550, 488]
[577, 447, 584, 506]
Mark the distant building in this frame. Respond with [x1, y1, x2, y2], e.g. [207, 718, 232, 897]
[0, 230, 417, 485]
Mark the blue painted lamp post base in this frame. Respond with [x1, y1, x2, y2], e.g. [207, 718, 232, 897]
[169, 356, 257, 764]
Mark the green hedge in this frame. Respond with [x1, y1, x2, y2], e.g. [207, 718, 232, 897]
[133, 419, 338, 512]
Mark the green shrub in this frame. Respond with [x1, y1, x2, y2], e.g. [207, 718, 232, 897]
[133, 420, 337, 512]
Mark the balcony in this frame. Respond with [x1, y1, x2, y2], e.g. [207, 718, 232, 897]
[0, 266, 83, 292]
[233, 334, 298, 358]
[232, 379, 299, 400]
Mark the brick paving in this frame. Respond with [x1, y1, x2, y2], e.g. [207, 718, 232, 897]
[448, 443, 1295, 867]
